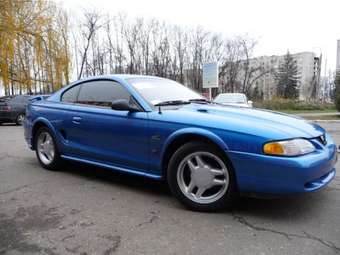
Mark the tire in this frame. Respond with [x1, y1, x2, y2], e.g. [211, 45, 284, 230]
[16, 114, 25, 125]
[34, 127, 63, 171]
[167, 141, 237, 212]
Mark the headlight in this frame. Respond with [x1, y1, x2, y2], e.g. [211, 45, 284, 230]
[263, 139, 315, 156]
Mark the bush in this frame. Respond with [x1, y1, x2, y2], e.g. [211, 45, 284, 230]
[336, 95, 340, 112]
[254, 98, 335, 111]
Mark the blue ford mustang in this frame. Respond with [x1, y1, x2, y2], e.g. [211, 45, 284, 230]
[24, 75, 337, 211]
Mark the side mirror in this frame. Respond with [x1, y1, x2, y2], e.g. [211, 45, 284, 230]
[111, 99, 139, 112]
[247, 100, 253, 107]
[29, 96, 42, 102]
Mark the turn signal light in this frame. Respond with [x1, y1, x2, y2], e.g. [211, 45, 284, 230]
[263, 142, 284, 155]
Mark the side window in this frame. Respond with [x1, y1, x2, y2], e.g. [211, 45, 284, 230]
[61, 85, 81, 103]
[76, 80, 132, 108]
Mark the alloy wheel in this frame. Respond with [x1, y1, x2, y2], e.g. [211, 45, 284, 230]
[176, 151, 229, 204]
[37, 131, 55, 165]
[16, 114, 25, 125]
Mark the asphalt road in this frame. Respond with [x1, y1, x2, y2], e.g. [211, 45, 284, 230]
[0, 122, 340, 255]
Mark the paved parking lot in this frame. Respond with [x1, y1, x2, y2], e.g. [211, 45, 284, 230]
[0, 122, 340, 255]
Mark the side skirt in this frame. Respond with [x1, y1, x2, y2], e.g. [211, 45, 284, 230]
[60, 155, 163, 180]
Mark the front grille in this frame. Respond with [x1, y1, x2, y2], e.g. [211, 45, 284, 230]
[317, 134, 327, 145]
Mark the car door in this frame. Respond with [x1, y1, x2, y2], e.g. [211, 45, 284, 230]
[61, 79, 150, 173]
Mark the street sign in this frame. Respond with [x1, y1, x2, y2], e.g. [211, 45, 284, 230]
[203, 62, 219, 89]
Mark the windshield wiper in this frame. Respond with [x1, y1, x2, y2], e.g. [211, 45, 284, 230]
[189, 98, 211, 104]
[154, 100, 191, 106]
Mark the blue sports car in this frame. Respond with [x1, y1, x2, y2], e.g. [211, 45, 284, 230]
[24, 75, 337, 211]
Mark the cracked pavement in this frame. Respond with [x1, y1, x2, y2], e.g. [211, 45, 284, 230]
[0, 122, 339, 255]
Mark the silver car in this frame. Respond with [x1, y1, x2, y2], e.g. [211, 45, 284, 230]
[213, 93, 252, 108]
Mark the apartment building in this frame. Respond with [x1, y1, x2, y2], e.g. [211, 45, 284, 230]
[250, 52, 321, 100]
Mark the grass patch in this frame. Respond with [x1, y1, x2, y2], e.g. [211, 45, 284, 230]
[254, 98, 336, 112]
[280, 109, 338, 114]
[301, 114, 340, 121]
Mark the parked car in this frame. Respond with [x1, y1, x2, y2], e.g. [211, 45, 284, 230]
[213, 93, 252, 107]
[24, 75, 337, 211]
[0, 95, 31, 125]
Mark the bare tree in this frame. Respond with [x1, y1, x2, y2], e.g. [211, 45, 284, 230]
[219, 39, 243, 93]
[240, 37, 257, 92]
[78, 11, 101, 79]
[70, 12, 262, 97]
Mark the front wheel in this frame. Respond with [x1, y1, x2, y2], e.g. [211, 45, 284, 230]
[167, 141, 237, 212]
[34, 127, 63, 171]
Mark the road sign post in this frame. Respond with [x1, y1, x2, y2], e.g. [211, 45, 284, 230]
[202, 62, 219, 100]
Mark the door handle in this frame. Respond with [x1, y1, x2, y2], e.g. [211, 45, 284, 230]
[72, 116, 82, 124]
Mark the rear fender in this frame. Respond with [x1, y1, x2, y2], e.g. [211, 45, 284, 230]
[31, 117, 61, 151]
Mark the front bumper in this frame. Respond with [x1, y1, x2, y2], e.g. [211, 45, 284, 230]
[228, 134, 337, 195]
[23, 118, 34, 149]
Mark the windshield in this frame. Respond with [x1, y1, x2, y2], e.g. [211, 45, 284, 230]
[128, 77, 203, 106]
[214, 94, 246, 104]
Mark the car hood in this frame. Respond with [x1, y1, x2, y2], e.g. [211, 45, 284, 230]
[158, 103, 325, 140]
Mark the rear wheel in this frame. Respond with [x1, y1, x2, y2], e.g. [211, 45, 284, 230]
[16, 114, 25, 125]
[167, 141, 237, 211]
[34, 127, 63, 171]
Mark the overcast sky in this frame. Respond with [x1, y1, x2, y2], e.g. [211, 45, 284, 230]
[57, 0, 340, 73]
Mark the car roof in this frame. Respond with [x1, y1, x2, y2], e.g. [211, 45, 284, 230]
[109, 74, 164, 79]
[75, 74, 167, 83]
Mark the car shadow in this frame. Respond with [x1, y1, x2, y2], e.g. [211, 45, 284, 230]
[56, 161, 330, 220]
[61, 161, 171, 198]
[0, 123, 18, 126]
